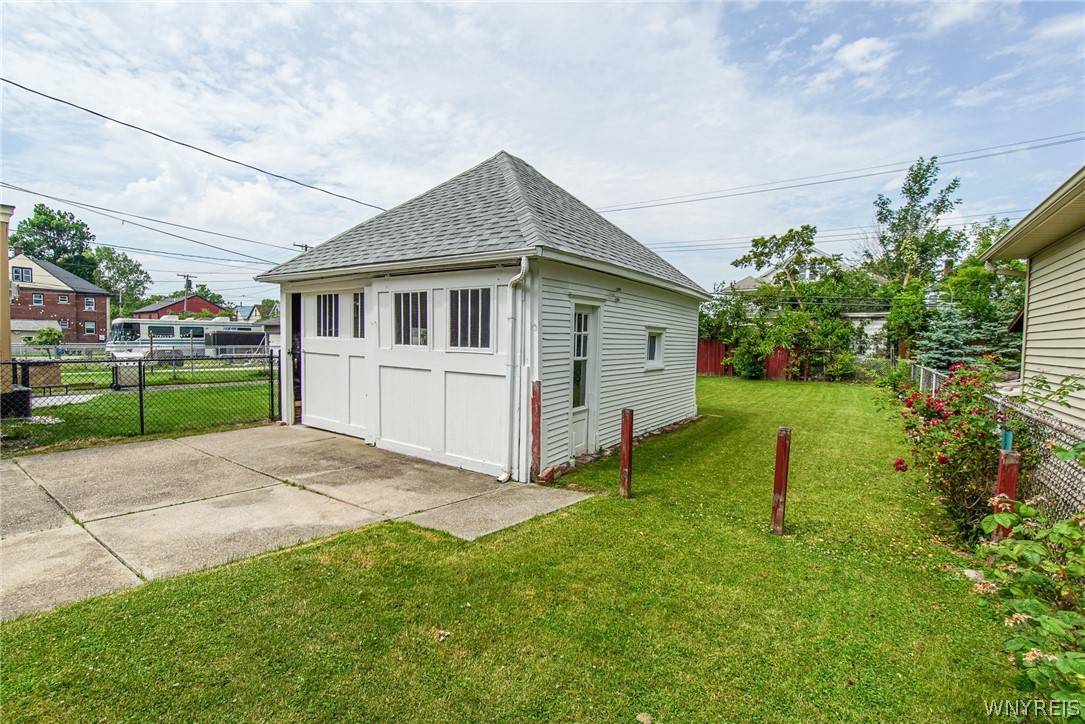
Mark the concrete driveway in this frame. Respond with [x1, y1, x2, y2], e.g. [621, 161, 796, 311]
[1, 426, 589, 621]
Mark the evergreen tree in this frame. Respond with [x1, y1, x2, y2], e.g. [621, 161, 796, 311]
[914, 303, 973, 370]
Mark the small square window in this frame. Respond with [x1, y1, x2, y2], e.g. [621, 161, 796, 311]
[84, 297, 96, 311]
[31, 293, 44, 306]
[394, 291, 428, 346]
[316, 294, 340, 337]
[58, 294, 70, 304]
[352, 293, 365, 338]
[59, 319, 70, 329]
[84, 321, 96, 336]
[449, 288, 491, 349]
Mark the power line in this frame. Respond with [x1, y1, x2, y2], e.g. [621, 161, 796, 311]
[0, 181, 277, 264]
[643, 210, 1028, 249]
[1, 76, 386, 212]
[94, 240, 269, 267]
[597, 137, 1083, 213]
[0, 181, 295, 252]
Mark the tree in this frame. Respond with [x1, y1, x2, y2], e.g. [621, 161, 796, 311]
[167, 283, 228, 309]
[92, 247, 151, 315]
[10, 204, 97, 280]
[864, 157, 967, 287]
[914, 303, 972, 370]
[31, 327, 64, 348]
[260, 298, 278, 307]
[732, 225, 822, 301]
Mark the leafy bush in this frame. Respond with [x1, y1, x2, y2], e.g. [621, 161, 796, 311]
[976, 503, 1085, 712]
[32, 327, 64, 347]
[897, 361, 1032, 538]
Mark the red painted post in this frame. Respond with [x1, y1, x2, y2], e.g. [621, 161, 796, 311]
[619, 408, 633, 498]
[992, 450, 1021, 542]
[530, 380, 542, 478]
[771, 427, 791, 535]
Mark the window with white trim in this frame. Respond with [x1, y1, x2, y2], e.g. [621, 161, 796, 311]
[394, 291, 428, 346]
[12, 267, 32, 283]
[31, 293, 44, 306]
[572, 311, 590, 408]
[84, 321, 96, 336]
[58, 294, 69, 304]
[449, 288, 491, 349]
[84, 297, 96, 311]
[316, 294, 340, 337]
[352, 293, 365, 338]
[59, 319, 70, 329]
[646, 328, 665, 369]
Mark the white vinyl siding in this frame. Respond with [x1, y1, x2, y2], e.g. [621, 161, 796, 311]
[1022, 228, 1085, 427]
[537, 260, 699, 469]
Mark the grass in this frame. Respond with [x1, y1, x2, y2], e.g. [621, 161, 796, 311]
[0, 383, 274, 456]
[0, 378, 1014, 720]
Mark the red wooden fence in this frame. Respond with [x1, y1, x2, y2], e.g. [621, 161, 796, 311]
[697, 340, 734, 377]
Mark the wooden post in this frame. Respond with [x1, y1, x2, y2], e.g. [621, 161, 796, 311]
[619, 408, 633, 498]
[992, 449, 1021, 542]
[0, 204, 14, 394]
[771, 427, 791, 535]
[530, 380, 541, 477]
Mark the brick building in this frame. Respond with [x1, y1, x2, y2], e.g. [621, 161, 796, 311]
[8, 253, 111, 344]
[131, 295, 225, 319]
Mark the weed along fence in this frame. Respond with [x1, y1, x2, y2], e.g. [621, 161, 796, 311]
[0, 353, 280, 454]
[907, 361, 1085, 516]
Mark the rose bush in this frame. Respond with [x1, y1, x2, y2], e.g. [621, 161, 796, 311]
[896, 360, 1033, 539]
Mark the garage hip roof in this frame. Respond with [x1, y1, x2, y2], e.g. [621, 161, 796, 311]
[257, 151, 705, 296]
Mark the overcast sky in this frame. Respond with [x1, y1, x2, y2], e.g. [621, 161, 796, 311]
[1, 1, 1082, 303]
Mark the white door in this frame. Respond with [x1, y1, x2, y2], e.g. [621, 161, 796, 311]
[570, 306, 593, 456]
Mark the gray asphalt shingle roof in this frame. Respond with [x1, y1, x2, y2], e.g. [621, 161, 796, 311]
[259, 152, 704, 295]
[25, 256, 109, 295]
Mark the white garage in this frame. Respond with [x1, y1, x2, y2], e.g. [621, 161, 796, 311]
[257, 152, 708, 482]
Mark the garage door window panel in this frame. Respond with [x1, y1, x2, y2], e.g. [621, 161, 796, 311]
[316, 294, 340, 337]
[449, 287, 491, 350]
[394, 291, 428, 347]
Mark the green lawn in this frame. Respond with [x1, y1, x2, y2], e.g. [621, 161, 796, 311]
[0, 383, 274, 456]
[0, 378, 1012, 720]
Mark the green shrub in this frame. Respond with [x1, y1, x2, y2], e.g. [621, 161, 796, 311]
[976, 504, 1085, 713]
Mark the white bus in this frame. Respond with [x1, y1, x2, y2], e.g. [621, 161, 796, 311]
[107, 316, 267, 359]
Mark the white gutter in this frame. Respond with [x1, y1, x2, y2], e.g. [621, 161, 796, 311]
[255, 248, 538, 284]
[499, 255, 530, 482]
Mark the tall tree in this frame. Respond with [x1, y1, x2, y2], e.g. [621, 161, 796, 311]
[92, 247, 152, 315]
[732, 225, 823, 301]
[10, 203, 97, 280]
[864, 157, 967, 287]
[168, 283, 228, 309]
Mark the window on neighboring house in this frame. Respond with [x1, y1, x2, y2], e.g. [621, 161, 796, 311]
[58, 294, 69, 304]
[352, 293, 365, 338]
[84, 297, 96, 311]
[572, 311, 590, 408]
[11, 267, 32, 283]
[31, 293, 44, 306]
[394, 291, 428, 346]
[449, 288, 492, 349]
[646, 329, 664, 369]
[316, 294, 340, 337]
[84, 321, 96, 336]
[59, 319, 70, 329]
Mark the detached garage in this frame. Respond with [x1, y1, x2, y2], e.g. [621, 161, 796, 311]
[256, 152, 708, 482]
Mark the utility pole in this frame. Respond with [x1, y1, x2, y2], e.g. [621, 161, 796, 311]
[177, 273, 195, 315]
[1, 204, 14, 394]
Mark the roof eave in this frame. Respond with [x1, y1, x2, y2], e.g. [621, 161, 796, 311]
[981, 165, 1085, 262]
[536, 247, 711, 301]
[255, 247, 540, 283]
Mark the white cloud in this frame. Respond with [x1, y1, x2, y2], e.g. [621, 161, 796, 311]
[914, 1, 994, 33]
[813, 33, 843, 52]
[835, 37, 897, 75]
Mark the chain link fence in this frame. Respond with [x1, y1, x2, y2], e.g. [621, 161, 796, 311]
[1, 353, 280, 455]
[908, 361, 1085, 517]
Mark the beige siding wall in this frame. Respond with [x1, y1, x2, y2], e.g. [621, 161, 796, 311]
[538, 260, 699, 469]
[1023, 227, 1085, 427]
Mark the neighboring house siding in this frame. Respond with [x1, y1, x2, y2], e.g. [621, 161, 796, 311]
[538, 260, 699, 470]
[133, 298, 224, 319]
[1023, 227, 1085, 427]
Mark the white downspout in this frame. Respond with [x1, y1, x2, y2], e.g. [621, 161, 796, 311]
[499, 256, 530, 482]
